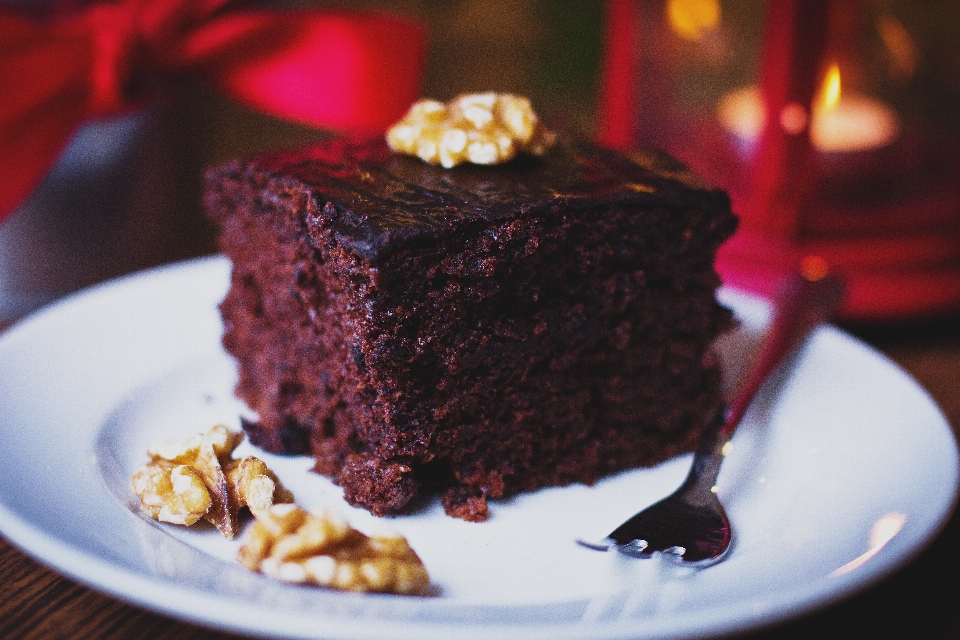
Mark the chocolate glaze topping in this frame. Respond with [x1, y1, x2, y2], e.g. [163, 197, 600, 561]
[253, 138, 729, 260]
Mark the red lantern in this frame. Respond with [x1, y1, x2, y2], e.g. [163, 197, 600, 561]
[599, 0, 960, 320]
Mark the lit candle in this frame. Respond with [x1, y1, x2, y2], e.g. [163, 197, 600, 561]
[811, 63, 901, 152]
[717, 66, 900, 153]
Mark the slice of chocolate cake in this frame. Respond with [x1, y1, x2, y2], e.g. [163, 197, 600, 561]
[205, 136, 737, 521]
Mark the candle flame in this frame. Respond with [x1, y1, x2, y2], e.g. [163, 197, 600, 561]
[820, 64, 842, 112]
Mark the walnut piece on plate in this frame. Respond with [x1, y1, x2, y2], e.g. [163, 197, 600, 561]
[131, 425, 293, 538]
[130, 460, 211, 526]
[225, 455, 295, 520]
[238, 504, 430, 595]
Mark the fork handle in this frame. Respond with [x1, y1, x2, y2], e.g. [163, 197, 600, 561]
[721, 270, 845, 442]
[682, 270, 845, 500]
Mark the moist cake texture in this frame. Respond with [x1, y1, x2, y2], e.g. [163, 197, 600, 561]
[205, 137, 738, 521]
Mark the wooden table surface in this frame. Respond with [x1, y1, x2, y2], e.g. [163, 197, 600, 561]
[1, 312, 958, 640]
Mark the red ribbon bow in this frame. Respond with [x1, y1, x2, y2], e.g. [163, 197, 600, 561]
[0, 0, 427, 223]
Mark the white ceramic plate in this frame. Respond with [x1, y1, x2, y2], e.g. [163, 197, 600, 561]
[0, 256, 956, 640]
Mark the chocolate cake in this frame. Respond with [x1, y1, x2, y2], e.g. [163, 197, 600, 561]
[205, 136, 738, 521]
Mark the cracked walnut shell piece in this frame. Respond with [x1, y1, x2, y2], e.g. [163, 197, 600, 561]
[131, 425, 293, 538]
[238, 504, 430, 595]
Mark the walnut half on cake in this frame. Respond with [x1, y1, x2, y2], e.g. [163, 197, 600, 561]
[204, 136, 737, 522]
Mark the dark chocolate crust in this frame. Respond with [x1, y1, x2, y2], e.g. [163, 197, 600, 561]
[206, 137, 737, 521]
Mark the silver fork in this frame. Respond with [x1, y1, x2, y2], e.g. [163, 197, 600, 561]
[579, 269, 845, 565]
